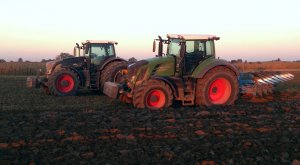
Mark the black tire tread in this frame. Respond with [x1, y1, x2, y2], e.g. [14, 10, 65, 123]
[133, 79, 173, 109]
[100, 61, 128, 90]
[195, 66, 239, 106]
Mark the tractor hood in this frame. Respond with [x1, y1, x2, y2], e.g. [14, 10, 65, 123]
[59, 56, 86, 65]
[144, 56, 175, 76]
[46, 56, 86, 74]
[127, 56, 175, 85]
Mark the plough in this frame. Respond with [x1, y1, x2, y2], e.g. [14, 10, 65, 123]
[239, 72, 294, 97]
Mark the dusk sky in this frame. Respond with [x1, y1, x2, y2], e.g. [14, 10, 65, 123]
[0, 0, 299, 62]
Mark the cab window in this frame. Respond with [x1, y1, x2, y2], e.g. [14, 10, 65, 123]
[167, 39, 181, 56]
[91, 45, 106, 59]
[107, 44, 115, 56]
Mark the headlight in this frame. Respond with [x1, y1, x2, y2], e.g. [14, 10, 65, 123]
[130, 75, 136, 82]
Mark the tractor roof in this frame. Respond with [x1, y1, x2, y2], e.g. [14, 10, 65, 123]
[167, 34, 220, 41]
[83, 40, 118, 44]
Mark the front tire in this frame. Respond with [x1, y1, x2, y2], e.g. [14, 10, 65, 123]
[48, 69, 79, 96]
[196, 66, 239, 106]
[133, 79, 173, 109]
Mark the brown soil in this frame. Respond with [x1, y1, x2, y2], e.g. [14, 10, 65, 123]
[0, 75, 299, 164]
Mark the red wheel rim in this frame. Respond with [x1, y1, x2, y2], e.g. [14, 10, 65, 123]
[56, 74, 75, 93]
[146, 89, 166, 108]
[208, 78, 231, 104]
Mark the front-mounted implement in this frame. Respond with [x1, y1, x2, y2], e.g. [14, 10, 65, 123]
[104, 34, 294, 109]
[27, 40, 128, 96]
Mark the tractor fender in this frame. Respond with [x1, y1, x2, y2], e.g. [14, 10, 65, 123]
[151, 76, 179, 98]
[193, 59, 239, 78]
[100, 57, 128, 70]
[48, 61, 61, 75]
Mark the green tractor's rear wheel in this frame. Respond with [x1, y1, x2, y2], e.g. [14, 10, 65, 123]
[100, 61, 128, 91]
[133, 79, 173, 109]
[196, 66, 239, 106]
[48, 69, 79, 96]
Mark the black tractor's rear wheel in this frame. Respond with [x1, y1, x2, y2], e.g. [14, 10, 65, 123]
[133, 79, 173, 109]
[196, 66, 239, 106]
[48, 69, 79, 96]
[100, 61, 128, 90]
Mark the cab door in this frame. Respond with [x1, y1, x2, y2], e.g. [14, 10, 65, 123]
[183, 40, 214, 75]
[87, 44, 108, 88]
[90, 44, 107, 67]
[183, 41, 204, 75]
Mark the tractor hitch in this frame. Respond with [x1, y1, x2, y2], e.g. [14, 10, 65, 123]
[103, 82, 122, 99]
[26, 76, 48, 88]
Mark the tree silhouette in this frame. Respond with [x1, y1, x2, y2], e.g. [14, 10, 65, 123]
[128, 57, 137, 64]
[41, 59, 54, 62]
[18, 58, 23, 63]
[56, 52, 73, 60]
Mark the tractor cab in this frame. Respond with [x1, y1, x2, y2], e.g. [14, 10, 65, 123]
[74, 40, 118, 66]
[154, 34, 220, 75]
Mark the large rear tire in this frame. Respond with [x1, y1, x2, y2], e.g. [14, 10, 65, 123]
[48, 69, 79, 96]
[100, 61, 128, 90]
[196, 66, 239, 106]
[133, 79, 173, 109]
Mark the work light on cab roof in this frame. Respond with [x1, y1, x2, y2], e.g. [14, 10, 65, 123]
[167, 34, 220, 40]
[83, 40, 118, 45]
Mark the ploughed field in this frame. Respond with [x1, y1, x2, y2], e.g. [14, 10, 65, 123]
[0, 72, 300, 164]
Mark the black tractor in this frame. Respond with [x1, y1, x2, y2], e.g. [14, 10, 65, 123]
[27, 40, 128, 96]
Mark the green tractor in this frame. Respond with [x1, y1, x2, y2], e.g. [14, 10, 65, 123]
[27, 40, 128, 96]
[104, 34, 240, 109]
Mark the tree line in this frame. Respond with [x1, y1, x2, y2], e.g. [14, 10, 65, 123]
[0, 53, 139, 63]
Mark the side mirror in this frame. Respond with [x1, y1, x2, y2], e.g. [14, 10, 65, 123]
[152, 40, 156, 52]
[73, 47, 76, 56]
[158, 36, 162, 42]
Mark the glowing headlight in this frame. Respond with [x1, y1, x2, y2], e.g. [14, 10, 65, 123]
[130, 75, 136, 82]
